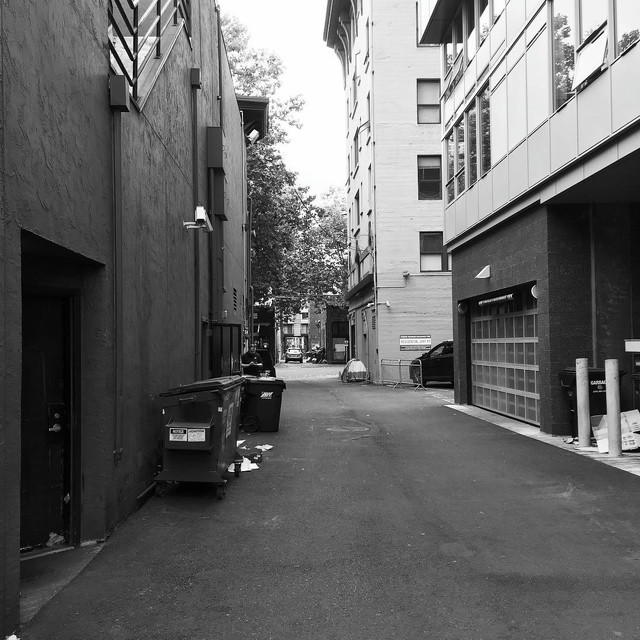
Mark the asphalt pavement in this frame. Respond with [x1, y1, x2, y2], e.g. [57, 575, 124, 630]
[18, 364, 640, 639]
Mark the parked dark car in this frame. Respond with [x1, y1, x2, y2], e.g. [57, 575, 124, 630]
[410, 340, 454, 386]
[256, 349, 276, 377]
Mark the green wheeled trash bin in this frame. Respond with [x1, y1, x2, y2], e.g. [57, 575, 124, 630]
[156, 375, 245, 499]
[241, 377, 286, 433]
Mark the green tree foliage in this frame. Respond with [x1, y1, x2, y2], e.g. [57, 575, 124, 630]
[222, 14, 347, 315]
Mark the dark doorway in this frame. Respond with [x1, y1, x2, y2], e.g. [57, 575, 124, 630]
[21, 294, 76, 551]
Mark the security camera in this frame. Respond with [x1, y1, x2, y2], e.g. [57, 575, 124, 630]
[183, 206, 213, 232]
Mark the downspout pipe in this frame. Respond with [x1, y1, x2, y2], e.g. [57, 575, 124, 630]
[191, 69, 202, 380]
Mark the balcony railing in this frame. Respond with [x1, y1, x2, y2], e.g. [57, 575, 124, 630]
[108, 0, 191, 102]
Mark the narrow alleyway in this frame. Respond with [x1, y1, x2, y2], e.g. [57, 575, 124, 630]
[20, 365, 640, 639]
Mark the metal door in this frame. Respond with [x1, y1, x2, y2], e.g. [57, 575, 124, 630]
[21, 295, 74, 551]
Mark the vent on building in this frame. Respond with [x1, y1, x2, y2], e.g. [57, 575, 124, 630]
[233, 288, 238, 311]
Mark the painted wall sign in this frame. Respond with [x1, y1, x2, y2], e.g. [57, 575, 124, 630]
[399, 335, 431, 351]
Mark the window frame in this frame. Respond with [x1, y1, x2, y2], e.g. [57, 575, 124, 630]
[419, 231, 448, 272]
[417, 79, 441, 124]
[417, 155, 443, 201]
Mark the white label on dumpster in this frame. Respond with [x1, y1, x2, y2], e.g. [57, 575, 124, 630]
[261, 392, 273, 400]
[187, 428, 206, 442]
[169, 428, 187, 441]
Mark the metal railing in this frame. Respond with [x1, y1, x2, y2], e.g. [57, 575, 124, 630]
[108, 0, 191, 101]
[380, 359, 425, 390]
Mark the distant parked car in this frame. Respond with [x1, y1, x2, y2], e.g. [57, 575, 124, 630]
[410, 340, 454, 386]
[256, 349, 276, 377]
[285, 347, 303, 363]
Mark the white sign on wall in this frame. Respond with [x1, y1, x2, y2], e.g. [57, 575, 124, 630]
[399, 335, 431, 351]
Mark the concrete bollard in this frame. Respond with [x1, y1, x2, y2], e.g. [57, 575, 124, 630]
[605, 359, 622, 457]
[576, 358, 590, 447]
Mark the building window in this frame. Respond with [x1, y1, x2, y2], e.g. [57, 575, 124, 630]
[479, 86, 491, 176]
[553, 0, 576, 109]
[479, 0, 490, 44]
[420, 232, 446, 271]
[466, 0, 476, 60]
[468, 104, 477, 186]
[417, 79, 440, 123]
[615, 0, 640, 55]
[418, 156, 442, 200]
[455, 119, 465, 195]
[572, 27, 607, 90]
[446, 131, 455, 203]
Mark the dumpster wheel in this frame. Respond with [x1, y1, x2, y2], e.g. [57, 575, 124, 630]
[216, 483, 226, 500]
[242, 415, 260, 433]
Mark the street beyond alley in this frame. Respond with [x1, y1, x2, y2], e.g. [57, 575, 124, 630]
[20, 364, 640, 639]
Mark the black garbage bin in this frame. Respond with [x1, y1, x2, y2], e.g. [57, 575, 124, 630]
[559, 367, 610, 437]
[241, 377, 286, 433]
[156, 375, 245, 498]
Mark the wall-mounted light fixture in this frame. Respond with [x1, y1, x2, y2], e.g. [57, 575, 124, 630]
[475, 265, 491, 279]
[402, 271, 410, 278]
[183, 206, 213, 232]
[246, 129, 260, 145]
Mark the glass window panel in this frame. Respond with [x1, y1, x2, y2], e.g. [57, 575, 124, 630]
[418, 156, 442, 200]
[479, 0, 490, 43]
[525, 314, 535, 337]
[517, 395, 526, 417]
[479, 85, 491, 174]
[454, 10, 464, 58]
[417, 79, 440, 103]
[581, 0, 607, 42]
[506, 368, 515, 387]
[553, 0, 576, 109]
[505, 317, 514, 337]
[491, 389, 499, 409]
[616, 0, 640, 55]
[526, 369, 537, 393]
[418, 105, 441, 124]
[420, 231, 443, 253]
[572, 30, 607, 89]
[468, 105, 478, 186]
[490, 343, 497, 362]
[445, 29, 454, 72]
[493, 0, 505, 21]
[420, 254, 442, 271]
[506, 343, 514, 363]
[498, 367, 506, 387]
[496, 317, 504, 338]
[525, 342, 536, 365]
[497, 342, 506, 362]
[447, 181, 455, 203]
[447, 132, 455, 179]
[515, 317, 524, 337]
[467, 0, 477, 59]
[515, 343, 525, 364]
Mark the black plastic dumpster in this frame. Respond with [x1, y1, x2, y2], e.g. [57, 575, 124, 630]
[156, 375, 245, 498]
[241, 377, 286, 433]
[559, 367, 614, 437]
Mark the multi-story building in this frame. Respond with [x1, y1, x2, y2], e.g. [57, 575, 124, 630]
[324, 0, 453, 383]
[419, 0, 640, 433]
[0, 1, 266, 634]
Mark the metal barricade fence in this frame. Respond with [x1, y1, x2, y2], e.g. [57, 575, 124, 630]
[380, 359, 425, 390]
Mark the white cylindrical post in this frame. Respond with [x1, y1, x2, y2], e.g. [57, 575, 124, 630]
[576, 358, 591, 447]
[606, 359, 622, 457]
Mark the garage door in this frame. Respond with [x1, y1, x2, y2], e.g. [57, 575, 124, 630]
[470, 290, 539, 424]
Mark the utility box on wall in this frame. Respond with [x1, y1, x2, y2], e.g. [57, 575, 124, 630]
[207, 127, 225, 171]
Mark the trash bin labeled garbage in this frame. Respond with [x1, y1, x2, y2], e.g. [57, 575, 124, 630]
[156, 375, 245, 498]
[559, 367, 616, 437]
[241, 377, 286, 433]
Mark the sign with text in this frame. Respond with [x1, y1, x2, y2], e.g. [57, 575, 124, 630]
[399, 335, 431, 351]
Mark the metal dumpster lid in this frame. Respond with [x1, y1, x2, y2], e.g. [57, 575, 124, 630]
[160, 375, 245, 397]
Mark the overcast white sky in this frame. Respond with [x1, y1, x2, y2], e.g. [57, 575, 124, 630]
[218, 0, 346, 199]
